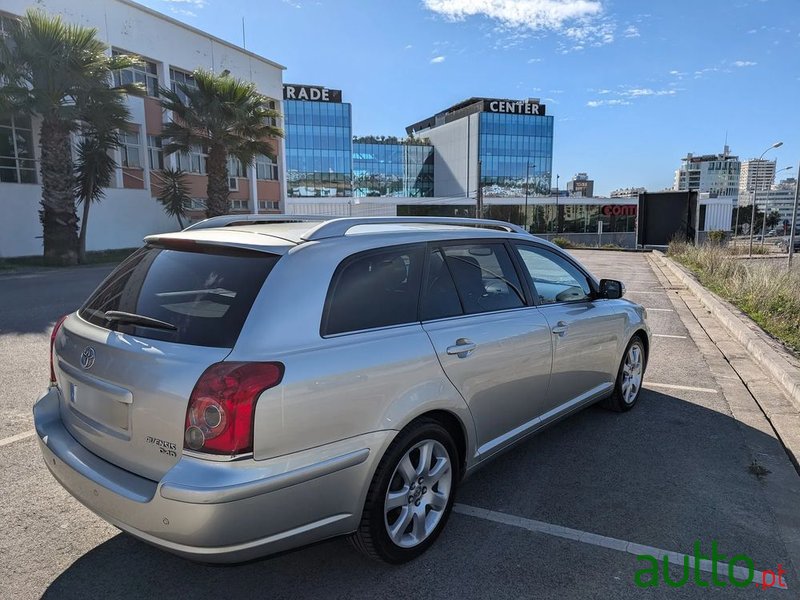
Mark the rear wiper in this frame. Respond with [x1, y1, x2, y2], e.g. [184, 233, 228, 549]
[103, 311, 178, 331]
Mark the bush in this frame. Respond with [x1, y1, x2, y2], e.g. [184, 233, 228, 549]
[551, 237, 573, 249]
[668, 242, 800, 353]
[707, 230, 726, 244]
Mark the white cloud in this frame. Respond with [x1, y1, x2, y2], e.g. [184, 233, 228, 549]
[587, 99, 630, 107]
[423, 0, 616, 47]
[623, 25, 640, 38]
[430, 55, 446, 63]
[623, 87, 675, 97]
[162, 0, 207, 5]
[733, 60, 757, 67]
[405, 44, 414, 49]
[527, 57, 543, 63]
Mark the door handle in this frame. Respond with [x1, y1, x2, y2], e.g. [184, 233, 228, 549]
[446, 338, 477, 358]
[551, 321, 569, 337]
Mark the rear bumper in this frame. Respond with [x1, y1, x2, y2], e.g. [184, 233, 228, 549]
[34, 387, 393, 563]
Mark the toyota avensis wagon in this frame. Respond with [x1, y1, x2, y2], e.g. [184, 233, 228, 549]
[34, 216, 649, 564]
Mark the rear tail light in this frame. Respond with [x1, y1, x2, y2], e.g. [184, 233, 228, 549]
[184, 362, 284, 456]
[50, 315, 68, 385]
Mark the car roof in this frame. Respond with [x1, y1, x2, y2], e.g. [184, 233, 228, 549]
[145, 216, 563, 255]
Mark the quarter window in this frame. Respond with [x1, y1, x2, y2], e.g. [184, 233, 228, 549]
[323, 245, 424, 335]
[514, 245, 591, 304]
[441, 243, 525, 314]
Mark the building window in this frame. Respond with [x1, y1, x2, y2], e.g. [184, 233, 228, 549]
[255, 154, 278, 180]
[119, 130, 142, 168]
[188, 198, 206, 210]
[169, 67, 197, 104]
[176, 146, 207, 174]
[230, 198, 248, 210]
[113, 50, 159, 97]
[228, 156, 245, 178]
[259, 200, 280, 210]
[267, 99, 278, 127]
[0, 114, 37, 184]
[147, 135, 163, 170]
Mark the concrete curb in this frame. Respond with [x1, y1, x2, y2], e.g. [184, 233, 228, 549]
[654, 251, 800, 410]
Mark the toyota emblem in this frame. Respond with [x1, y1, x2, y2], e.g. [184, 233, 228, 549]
[80, 347, 96, 370]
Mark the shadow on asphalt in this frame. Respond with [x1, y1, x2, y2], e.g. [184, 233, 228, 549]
[41, 390, 796, 599]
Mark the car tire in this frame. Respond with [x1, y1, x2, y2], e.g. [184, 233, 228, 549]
[601, 334, 646, 412]
[350, 418, 458, 563]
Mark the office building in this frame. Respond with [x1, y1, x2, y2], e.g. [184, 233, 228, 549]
[283, 83, 352, 197]
[739, 159, 777, 194]
[610, 187, 646, 199]
[406, 97, 554, 199]
[566, 173, 594, 197]
[674, 146, 740, 197]
[352, 137, 434, 198]
[748, 178, 799, 232]
[1, 0, 285, 258]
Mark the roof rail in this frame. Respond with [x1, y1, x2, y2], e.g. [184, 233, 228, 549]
[183, 214, 327, 231]
[300, 216, 529, 241]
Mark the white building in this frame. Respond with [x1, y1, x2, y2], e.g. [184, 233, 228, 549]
[746, 179, 799, 232]
[673, 146, 740, 197]
[0, 0, 285, 258]
[739, 159, 776, 195]
[610, 187, 646, 198]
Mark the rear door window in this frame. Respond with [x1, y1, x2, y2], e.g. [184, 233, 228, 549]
[441, 243, 526, 314]
[80, 245, 278, 347]
[322, 245, 424, 335]
[421, 248, 464, 321]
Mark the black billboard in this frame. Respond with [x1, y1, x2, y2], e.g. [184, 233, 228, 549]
[283, 84, 342, 103]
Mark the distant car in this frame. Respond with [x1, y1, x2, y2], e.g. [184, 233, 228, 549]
[780, 237, 800, 252]
[766, 229, 777, 237]
[34, 215, 650, 564]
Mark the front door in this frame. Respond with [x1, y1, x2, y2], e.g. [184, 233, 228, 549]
[511, 243, 625, 418]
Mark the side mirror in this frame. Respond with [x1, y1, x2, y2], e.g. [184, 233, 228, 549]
[599, 279, 624, 300]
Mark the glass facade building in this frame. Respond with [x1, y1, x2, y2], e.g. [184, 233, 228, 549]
[284, 99, 352, 197]
[479, 112, 554, 198]
[352, 142, 434, 197]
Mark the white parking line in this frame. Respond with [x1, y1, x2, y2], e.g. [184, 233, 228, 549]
[625, 290, 663, 294]
[645, 308, 674, 312]
[454, 504, 788, 590]
[653, 334, 687, 339]
[0, 429, 36, 448]
[646, 382, 718, 394]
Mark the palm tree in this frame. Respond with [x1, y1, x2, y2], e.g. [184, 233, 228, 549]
[74, 88, 133, 263]
[154, 167, 191, 229]
[159, 69, 282, 218]
[0, 10, 139, 265]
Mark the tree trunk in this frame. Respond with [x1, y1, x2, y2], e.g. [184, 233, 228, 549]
[78, 192, 91, 264]
[205, 144, 230, 218]
[39, 117, 78, 266]
[177, 214, 184, 229]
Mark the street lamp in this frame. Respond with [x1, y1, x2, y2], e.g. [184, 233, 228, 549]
[524, 161, 534, 232]
[749, 142, 783, 257]
[760, 165, 793, 242]
[555, 174, 560, 233]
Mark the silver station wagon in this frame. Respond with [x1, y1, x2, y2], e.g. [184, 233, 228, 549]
[34, 216, 649, 564]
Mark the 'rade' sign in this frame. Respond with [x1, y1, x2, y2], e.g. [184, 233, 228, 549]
[283, 84, 342, 103]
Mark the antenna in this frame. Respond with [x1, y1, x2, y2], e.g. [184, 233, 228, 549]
[242, 17, 246, 49]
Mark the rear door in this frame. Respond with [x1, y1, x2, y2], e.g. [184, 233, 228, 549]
[511, 242, 625, 417]
[54, 244, 279, 481]
[421, 241, 553, 457]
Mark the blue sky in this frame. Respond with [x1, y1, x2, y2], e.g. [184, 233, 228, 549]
[142, 0, 799, 195]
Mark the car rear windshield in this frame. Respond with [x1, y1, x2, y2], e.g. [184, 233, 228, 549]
[79, 245, 279, 348]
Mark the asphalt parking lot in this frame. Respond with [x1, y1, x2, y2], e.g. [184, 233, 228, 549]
[2, 251, 799, 599]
